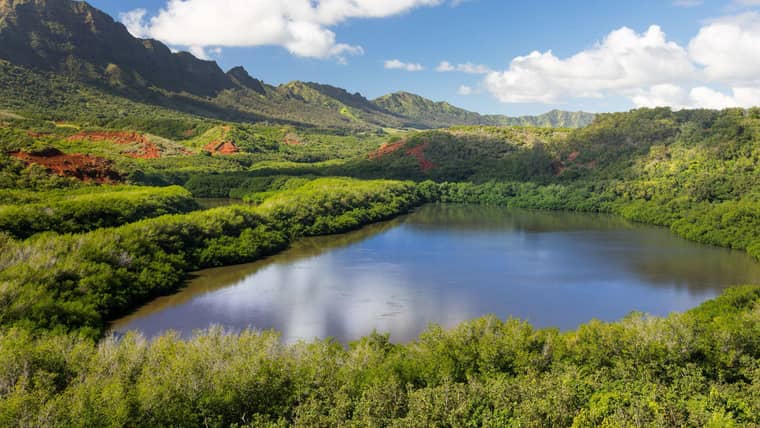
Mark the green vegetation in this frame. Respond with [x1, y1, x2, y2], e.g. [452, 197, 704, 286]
[0, 2, 759, 425]
[0, 0, 588, 134]
[375, 91, 595, 128]
[0, 178, 421, 336]
[0, 186, 197, 239]
[0, 285, 757, 427]
[396, 108, 760, 261]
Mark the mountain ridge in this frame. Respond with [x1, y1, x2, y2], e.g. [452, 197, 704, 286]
[0, 0, 595, 130]
[374, 92, 595, 128]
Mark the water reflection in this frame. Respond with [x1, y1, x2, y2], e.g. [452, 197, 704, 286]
[112, 204, 760, 343]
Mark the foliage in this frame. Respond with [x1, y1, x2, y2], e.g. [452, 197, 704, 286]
[0, 185, 198, 239]
[374, 91, 595, 129]
[0, 286, 757, 427]
[0, 178, 422, 336]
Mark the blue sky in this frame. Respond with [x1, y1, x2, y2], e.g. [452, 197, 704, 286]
[89, 0, 760, 116]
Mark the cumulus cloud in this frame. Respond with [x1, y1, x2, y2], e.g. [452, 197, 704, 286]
[689, 13, 760, 82]
[119, 9, 149, 38]
[121, 0, 446, 60]
[484, 25, 696, 104]
[482, 16, 760, 110]
[633, 85, 760, 109]
[436, 61, 492, 74]
[457, 85, 474, 95]
[384, 59, 425, 71]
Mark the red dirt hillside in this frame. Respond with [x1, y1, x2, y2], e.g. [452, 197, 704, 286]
[283, 133, 303, 146]
[11, 148, 123, 183]
[369, 140, 406, 159]
[67, 131, 161, 159]
[552, 150, 596, 176]
[369, 139, 436, 172]
[203, 141, 239, 155]
[405, 141, 435, 172]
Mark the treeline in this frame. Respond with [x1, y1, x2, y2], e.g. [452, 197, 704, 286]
[0, 186, 198, 239]
[0, 285, 757, 427]
[425, 180, 760, 261]
[0, 178, 421, 336]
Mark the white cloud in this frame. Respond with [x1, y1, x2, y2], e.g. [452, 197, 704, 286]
[482, 17, 760, 110]
[188, 46, 210, 60]
[689, 13, 760, 82]
[119, 9, 149, 38]
[121, 0, 448, 61]
[384, 59, 425, 71]
[633, 85, 760, 109]
[484, 25, 696, 104]
[457, 85, 474, 95]
[437, 61, 492, 74]
[436, 61, 455, 72]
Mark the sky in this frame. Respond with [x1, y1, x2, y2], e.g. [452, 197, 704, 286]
[87, 0, 760, 116]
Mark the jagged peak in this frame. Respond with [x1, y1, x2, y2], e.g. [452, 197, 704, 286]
[226, 66, 265, 95]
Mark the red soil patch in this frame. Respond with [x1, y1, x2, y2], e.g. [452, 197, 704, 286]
[203, 141, 239, 155]
[67, 131, 161, 159]
[283, 133, 303, 146]
[369, 139, 436, 172]
[26, 131, 51, 138]
[11, 148, 122, 183]
[405, 141, 436, 172]
[68, 131, 161, 159]
[553, 151, 597, 176]
[369, 140, 407, 159]
[181, 129, 196, 137]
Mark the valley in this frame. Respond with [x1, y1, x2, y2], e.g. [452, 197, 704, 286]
[0, 0, 758, 426]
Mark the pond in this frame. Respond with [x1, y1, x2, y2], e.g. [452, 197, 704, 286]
[111, 204, 760, 343]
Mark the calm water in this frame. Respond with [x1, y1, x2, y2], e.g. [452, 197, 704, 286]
[112, 204, 760, 343]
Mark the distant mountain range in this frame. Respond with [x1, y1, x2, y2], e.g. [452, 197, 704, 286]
[374, 92, 595, 128]
[0, 0, 595, 130]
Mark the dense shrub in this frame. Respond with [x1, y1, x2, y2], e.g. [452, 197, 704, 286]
[0, 286, 757, 427]
[0, 186, 198, 239]
[0, 178, 421, 336]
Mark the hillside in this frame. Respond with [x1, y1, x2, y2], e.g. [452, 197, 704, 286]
[1, 107, 759, 426]
[0, 0, 234, 97]
[1, 1, 759, 426]
[0, 0, 591, 132]
[374, 92, 595, 128]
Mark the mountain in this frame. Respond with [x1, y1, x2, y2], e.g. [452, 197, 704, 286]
[226, 67, 266, 95]
[0, 0, 235, 97]
[374, 92, 595, 128]
[0, 0, 594, 131]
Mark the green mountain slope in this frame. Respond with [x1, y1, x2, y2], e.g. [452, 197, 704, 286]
[0, 0, 235, 97]
[0, 0, 593, 131]
[374, 92, 595, 128]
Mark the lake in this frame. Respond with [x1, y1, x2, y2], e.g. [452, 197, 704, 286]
[111, 204, 760, 343]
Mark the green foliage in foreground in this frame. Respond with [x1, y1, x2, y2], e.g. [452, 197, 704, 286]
[0, 178, 421, 336]
[0, 286, 758, 427]
[0, 186, 198, 239]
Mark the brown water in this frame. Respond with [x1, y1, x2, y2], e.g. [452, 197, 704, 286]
[112, 204, 760, 343]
